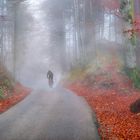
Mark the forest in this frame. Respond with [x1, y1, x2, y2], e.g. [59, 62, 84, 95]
[0, 0, 140, 140]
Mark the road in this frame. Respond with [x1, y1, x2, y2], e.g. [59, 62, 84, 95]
[0, 87, 100, 140]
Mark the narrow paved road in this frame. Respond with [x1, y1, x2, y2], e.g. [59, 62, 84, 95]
[0, 87, 100, 140]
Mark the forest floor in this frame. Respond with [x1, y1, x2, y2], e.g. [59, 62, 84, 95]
[67, 62, 140, 140]
[0, 83, 31, 114]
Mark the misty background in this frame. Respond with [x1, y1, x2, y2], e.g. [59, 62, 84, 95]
[0, 0, 127, 89]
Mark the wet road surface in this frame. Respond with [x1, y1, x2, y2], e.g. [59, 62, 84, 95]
[0, 87, 100, 140]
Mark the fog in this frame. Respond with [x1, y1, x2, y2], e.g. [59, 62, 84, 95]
[15, 0, 68, 89]
[13, 0, 127, 89]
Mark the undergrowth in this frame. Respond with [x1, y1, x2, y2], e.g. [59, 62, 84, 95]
[0, 87, 4, 99]
[125, 67, 140, 89]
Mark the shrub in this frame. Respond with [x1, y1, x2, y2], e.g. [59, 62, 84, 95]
[0, 87, 4, 99]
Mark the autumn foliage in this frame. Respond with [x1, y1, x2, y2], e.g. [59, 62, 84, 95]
[0, 83, 31, 113]
[67, 64, 140, 139]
